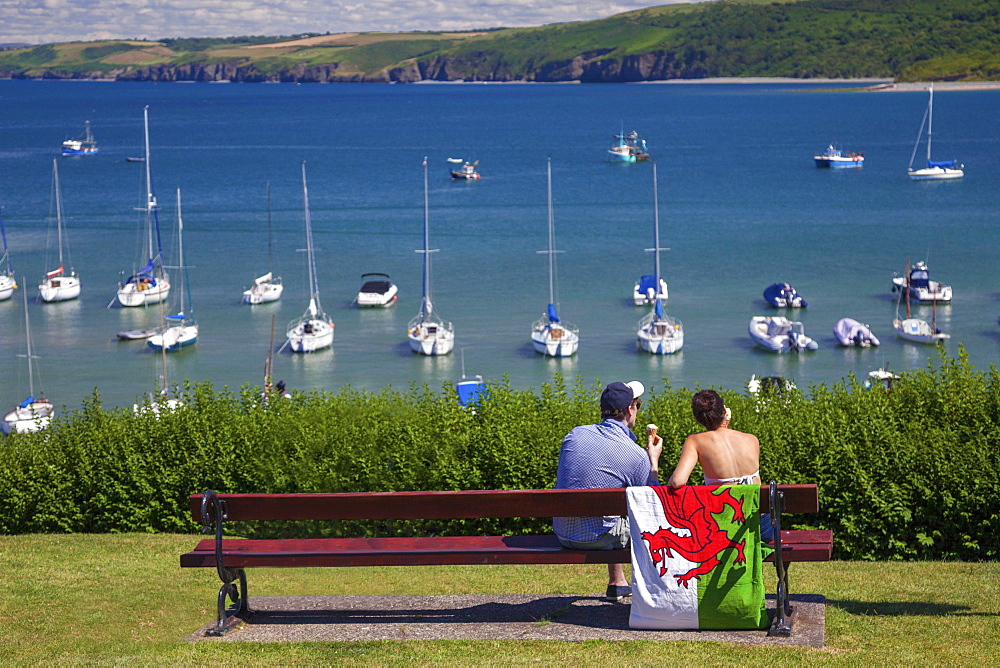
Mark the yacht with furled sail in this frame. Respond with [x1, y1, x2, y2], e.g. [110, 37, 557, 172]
[116, 107, 170, 307]
[148, 189, 198, 352]
[2, 288, 54, 434]
[38, 159, 81, 303]
[908, 84, 964, 181]
[61, 120, 99, 156]
[408, 157, 454, 356]
[636, 163, 683, 355]
[242, 182, 283, 305]
[530, 158, 579, 357]
[0, 208, 17, 302]
[285, 162, 334, 353]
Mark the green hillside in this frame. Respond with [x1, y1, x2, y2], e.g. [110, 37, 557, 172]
[1, 0, 997, 82]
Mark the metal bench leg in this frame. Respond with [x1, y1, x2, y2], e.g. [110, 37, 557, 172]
[201, 490, 252, 636]
[208, 568, 249, 636]
[767, 480, 795, 636]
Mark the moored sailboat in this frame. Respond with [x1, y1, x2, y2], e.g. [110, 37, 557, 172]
[148, 189, 198, 352]
[408, 158, 454, 356]
[38, 159, 81, 303]
[0, 209, 17, 302]
[893, 260, 949, 344]
[286, 162, 334, 353]
[531, 158, 579, 357]
[2, 287, 54, 435]
[117, 106, 170, 307]
[242, 182, 283, 305]
[636, 163, 683, 355]
[908, 84, 964, 181]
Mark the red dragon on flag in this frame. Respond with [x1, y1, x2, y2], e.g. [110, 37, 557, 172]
[640, 485, 747, 588]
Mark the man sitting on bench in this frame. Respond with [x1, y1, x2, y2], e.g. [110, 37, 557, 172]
[553, 380, 664, 602]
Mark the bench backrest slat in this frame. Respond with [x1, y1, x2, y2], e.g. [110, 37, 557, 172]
[188, 485, 817, 522]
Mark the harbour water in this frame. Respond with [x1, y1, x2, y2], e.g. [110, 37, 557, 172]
[1, 80, 999, 412]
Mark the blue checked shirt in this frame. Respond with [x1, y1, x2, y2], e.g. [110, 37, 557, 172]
[553, 418, 658, 543]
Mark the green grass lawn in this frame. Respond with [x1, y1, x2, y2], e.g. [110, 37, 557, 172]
[0, 534, 996, 665]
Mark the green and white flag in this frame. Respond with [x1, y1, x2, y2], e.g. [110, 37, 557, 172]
[627, 484, 768, 630]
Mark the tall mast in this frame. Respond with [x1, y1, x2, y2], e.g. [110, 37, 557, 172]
[926, 84, 934, 162]
[266, 181, 273, 276]
[652, 162, 661, 289]
[301, 161, 321, 316]
[417, 157, 437, 318]
[143, 106, 164, 272]
[546, 157, 555, 307]
[52, 159, 64, 268]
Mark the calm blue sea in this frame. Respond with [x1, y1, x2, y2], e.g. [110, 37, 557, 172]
[1, 80, 999, 411]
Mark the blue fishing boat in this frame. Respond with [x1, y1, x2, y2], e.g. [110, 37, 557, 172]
[61, 121, 99, 155]
[814, 144, 863, 168]
[607, 129, 649, 163]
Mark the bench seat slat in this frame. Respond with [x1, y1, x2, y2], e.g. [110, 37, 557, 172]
[180, 530, 833, 569]
[188, 485, 818, 522]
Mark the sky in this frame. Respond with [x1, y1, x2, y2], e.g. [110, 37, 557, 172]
[1, 0, 714, 46]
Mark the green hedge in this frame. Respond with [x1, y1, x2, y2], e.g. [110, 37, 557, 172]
[0, 349, 997, 561]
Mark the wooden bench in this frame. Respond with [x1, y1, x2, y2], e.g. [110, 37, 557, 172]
[181, 482, 831, 636]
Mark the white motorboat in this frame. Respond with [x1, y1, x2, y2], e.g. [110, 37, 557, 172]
[834, 317, 880, 347]
[242, 182, 283, 305]
[0, 209, 18, 302]
[117, 106, 170, 307]
[408, 158, 454, 356]
[356, 272, 398, 308]
[38, 159, 81, 303]
[2, 288, 54, 435]
[633, 275, 668, 306]
[748, 316, 818, 353]
[531, 158, 579, 357]
[608, 127, 649, 163]
[908, 84, 964, 180]
[286, 162, 334, 353]
[891, 260, 952, 303]
[148, 189, 198, 352]
[450, 159, 481, 180]
[637, 163, 683, 355]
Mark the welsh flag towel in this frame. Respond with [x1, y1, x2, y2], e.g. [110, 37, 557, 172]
[627, 484, 768, 630]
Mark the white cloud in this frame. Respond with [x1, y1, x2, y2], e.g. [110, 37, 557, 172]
[0, 0, 714, 45]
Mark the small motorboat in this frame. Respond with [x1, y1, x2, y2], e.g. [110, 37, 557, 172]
[748, 316, 818, 353]
[814, 144, 864, 168]
[450, 160, 481, 180]
[865, 368, 900, 391]
[764, 282, 807, 308]
[891, 260, 951, 303]
[117, 328, 158, 341]
[633, 275, 668, 306]
[834, 318, 880, 347]
[356, 272, 398, 308]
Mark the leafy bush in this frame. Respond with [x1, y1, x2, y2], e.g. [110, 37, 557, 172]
[0, 349, 997, 561]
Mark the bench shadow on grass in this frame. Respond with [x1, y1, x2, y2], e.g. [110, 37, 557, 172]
[826, 600, 997, 616]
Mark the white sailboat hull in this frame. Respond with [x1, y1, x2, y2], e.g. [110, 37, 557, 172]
[408, 323, 455, 356]
[38, 274, 81, 302]
[908, 166, 964, 181]
[243, 280, 283, 304]
[531, 321, 579, 357]
[117, 278, 170, 307]
[637, 313, 684, 355]
[1, 400, 54, 435]
[893, 318, 950, 344]
[0, 274, 18, 301]
[147, 324, 198, 351]
[287, 318, 334, 353]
